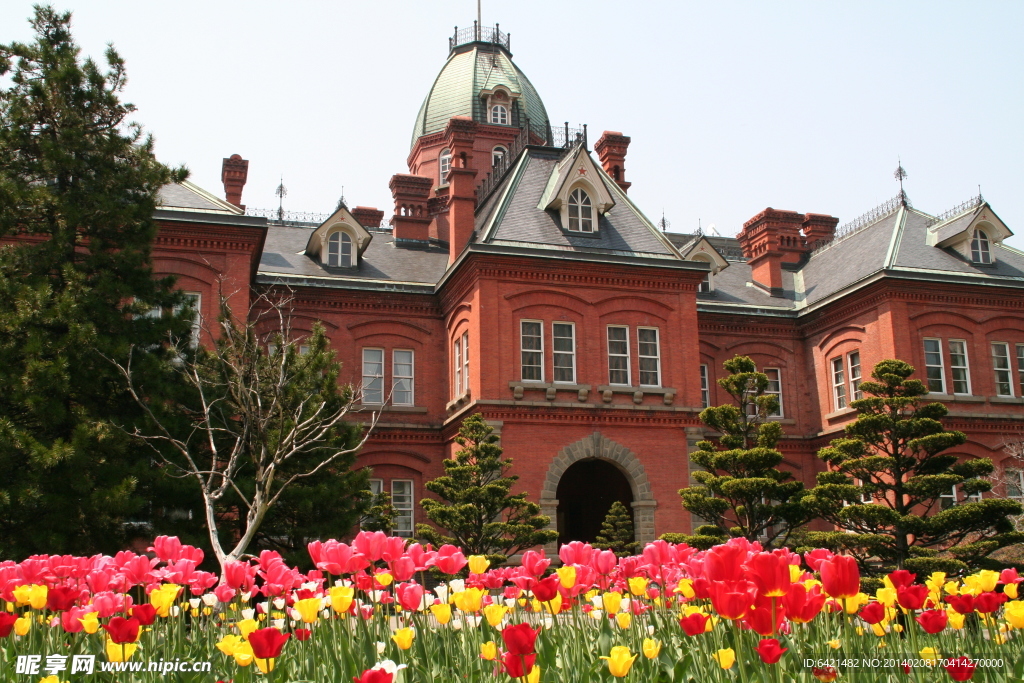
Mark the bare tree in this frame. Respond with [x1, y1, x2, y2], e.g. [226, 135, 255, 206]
[109, 290, 378, 574]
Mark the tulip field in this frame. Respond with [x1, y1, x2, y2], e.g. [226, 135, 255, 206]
[2, 534, 1024, 682]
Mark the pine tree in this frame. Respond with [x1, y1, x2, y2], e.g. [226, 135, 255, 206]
[666, 355, 812, 548]
[593, 501, 640, 557]
[802, 359, 1024, 574]
[359, 490, 397, 535]
[0, 7, 190, 558]
[418, 414, 557, 565]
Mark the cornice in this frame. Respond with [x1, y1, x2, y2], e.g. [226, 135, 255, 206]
[266, 285, 442, 317]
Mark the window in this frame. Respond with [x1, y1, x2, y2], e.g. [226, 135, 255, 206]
[461, 331, 470, 395]
[362, 349, 384, 404]
[361, 479, 384, 531]
[848, 351, 863, 401]
[638, 328, 661, 387]
[699, 365, 710, 409]
[439, 149, 452, 184]
[764, 368, 782, 418]
[698, 273, 711, 293]
[941, 484, 982, 510]
[453, 336, 462, 398]
[853, 478, 873, 505]
[948, 340, 971, 395]
[492, 146, 507, 167]
[923, 338, 945, 394]
[607, 326, 630, 385]
[520, 321, 543, 382]
[490, 104, 508, 125]
[393, 350, 414, 406]
[173, 292, 202, 348]
[327, 231, 353, 267]
[1007, 469, 1024, 502]
[392, 480, 414, 537]
[831, 357, 847, 410]
[552, 322, 576, 384]
[992, 342, 1014, 396]
[971, 229, 991, 264]
[567, 188, 594, 233]
[1017, 344, 1024, 398]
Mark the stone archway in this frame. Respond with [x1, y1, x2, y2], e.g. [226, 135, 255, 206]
[539, 433, 657, 555]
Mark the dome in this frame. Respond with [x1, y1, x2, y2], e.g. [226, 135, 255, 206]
[411, 37, 550, 149]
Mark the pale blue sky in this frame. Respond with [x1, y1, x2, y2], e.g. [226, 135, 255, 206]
[3, 1, 1023, 249]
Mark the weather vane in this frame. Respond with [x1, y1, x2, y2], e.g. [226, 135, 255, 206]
[894, 159, 908, 206]
[275, 176, 287, 221]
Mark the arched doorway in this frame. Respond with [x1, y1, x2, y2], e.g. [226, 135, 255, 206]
[556, 459, 634, 545]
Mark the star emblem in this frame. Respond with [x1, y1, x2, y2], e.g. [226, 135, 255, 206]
[577, 167, 587, 175]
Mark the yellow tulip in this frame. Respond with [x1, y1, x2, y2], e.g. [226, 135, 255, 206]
[789, 564, 804, 582]
[15, 615, 31, 636]
[675, 578, 695, 599]
[875, 587, 896, 608]
[375, 572, 394, 587]
[453, 588, 485, 613]
[601, 592, 623, 614]
[643, 638, 662, 659]
[1006, 583, 1019, 600]
[926, 572, 947, 593]
[13, 585, 47, 610]
[919, 647, 939, 665]
[430, 602, 452, 625]
[254, 656, 275, 674]
[392, 627, 415, 650]
[483, 603, 508, 627]
[947, 609, 966, 630]
[236, 618, 259, 639]
[628, 577, 649, 596]
[844, 593, 869, 614]
[712, 648, 736, 670]
[217, 634, 245, 656]
[1004, 600, 1024, 628]
[468, 555, 490, 574]
[105, 638, 139, 663]
[527, 665, 541, 683]
[600, 646, 637, 678]
[944, 581, 961, 596]
[974, 570, 1000, 592]
[38, 677, 67, 683]
[293, 597, 321, 624]
[233, 642, 254, 667]
[329, 586, 354, 614]
[827, 638, 841, 649]
[80, 611, 100, 634]
[615, 612, 631, 629]
[480, 640, 498, 661]
[149, 584, 181, 618]
[556, 566, 577, 589]
[871, 623, 886, 637]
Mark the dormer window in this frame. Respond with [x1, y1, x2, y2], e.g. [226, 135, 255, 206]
[492, 146, 507, 167]
[699, 273, 712, 293]
[490, 105, 508, 125]
[971, 228, 991, 264]
[439, 149, 452, 184]
[567, 188, 594, 233]
[327, 231, 353, 267]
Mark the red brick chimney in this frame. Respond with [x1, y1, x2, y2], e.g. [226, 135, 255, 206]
[351, 206, 385, 230]
[389, 175, 433, 242]
[442, 117, 478, 265]
[221, 154, 249, 209]
[802, 213, 840, 250]
[737, 208, 837, 297]
[594, 131, 631, 192]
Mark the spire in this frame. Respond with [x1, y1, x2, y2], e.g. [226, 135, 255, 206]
[894, 158, 909, 206]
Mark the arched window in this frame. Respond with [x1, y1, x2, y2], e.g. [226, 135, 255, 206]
[439, 149, 452, 184]
[490, 105, 508, 125]
[327, 231, 353, 267]
[971, 228, 991, 264]
[567, 188, 594, 232]
[492, 145, 507, 167]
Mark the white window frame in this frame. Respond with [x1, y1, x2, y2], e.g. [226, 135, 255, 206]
[1017, 344, 1024, 398]
[361, 348, 384, 404]
[637, 327, 661, 387]
[971, 229, 992, 264]
[699, 364, 710, 409]
[361, 478, 385, 531]
[698, 273, 712, 293]
[763, 368, 782, 418]
[607, 325, 630, 386]
[992, 342, 1014, 397]
[847, 351, 863, 402]
[461, 331, 470, 395]
[492, 145, 507, 167]
[1006, 469, 1024, 502]
[173, 292, 202, 349]
[552, 322, 576, 384]
[948, 340, 972, 396]
[831, 357, 847, 410]
[490, 104, 508, 125]
[391, 480, 414, 538]
[439, 148, 452, 184]
[941, 484, 982, 510]
[851, 478, 874, 505]
[520, 320, 544, 382]
[327, 231, 353, 267]
[453, 336, 462, 398]
[923, 338, 946, 394]
[392, 349, 414, 406]
[567, 188, 594, 233]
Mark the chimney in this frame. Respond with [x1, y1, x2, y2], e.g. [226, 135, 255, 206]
[221, 154, 249, 208]
[351, 206, 385, 230]
[594, 131, 631, 192]
[389, 175, 433, 242]
[802, 213, 840, 250]
[737, 208, 840, 296]
[442, 117, 479, 266]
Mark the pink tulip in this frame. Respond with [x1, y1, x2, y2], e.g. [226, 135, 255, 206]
[593, 550, 618, 575]
[352, 531, 388, 563]
[559, 541, 594, 567]
[214, 584, 237, 603]
[433, 546, 468, 575]
[396, 582, 425, 612]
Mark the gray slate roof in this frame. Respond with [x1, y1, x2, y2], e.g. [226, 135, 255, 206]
[157, 182, 242, 214]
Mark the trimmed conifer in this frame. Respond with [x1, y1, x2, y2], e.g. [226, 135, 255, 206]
[593, 500, 640, 557]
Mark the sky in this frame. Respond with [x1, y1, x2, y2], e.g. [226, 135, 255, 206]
[3, 1, 1023, 249]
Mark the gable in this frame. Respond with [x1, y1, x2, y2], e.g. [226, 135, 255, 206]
[537, 146, 615, 215]
[305, 205, 374, 259]
[679, 236, 729, 273]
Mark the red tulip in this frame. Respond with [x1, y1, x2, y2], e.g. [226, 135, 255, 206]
[944, 657, 976, 681]
[502, 651, 537, 678]
[248, 627, 291, 660]
[704, 543, 747, 582]
[501, 622, 541, 656]
[945, 594, 975, 615]
[819, 555, 860, 599]
[887, 570, 916, 589]
[353, 669, 393, 683]
[783, 583, 826, 624]
[896, 585, 929, 611]
[0, 613, 17, 638]
[916, 609, 948, 634]
[803, 548, 835, 571]
[520, 550, 550, 578]
[974, 591, 1006, 614]
[103, 616, 140, 644]
[813, 666, 838, 682]
[46, 586, 80, 612]
[755, 638, 787, 664]
[130, 604, 157, 626]
[294, 628, 311, 641]
[747, 552, 792, 598]
[532, 575, 561, 603]
[859, 601, 886, 625]
[709, 580, 757, 621]
[679, 612, 711, 636]
[395, 582, 424, 612]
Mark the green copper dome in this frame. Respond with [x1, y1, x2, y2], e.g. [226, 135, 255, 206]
[411, 40, 550, 149]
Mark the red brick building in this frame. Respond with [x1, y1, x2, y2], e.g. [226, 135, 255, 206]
[152, 26, 1024, 552]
